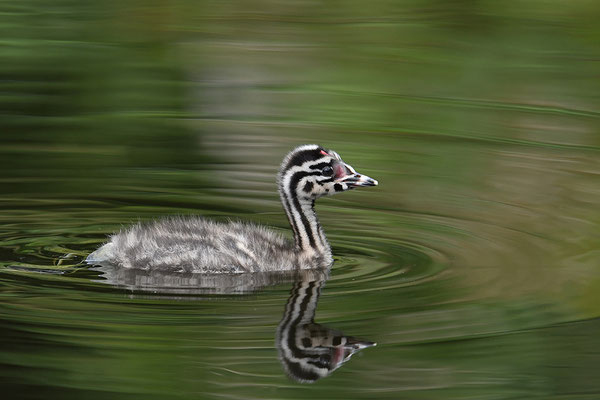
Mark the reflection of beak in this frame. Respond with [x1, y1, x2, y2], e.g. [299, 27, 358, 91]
[332, 338, 377, 367]
[345, 337, 377, 350]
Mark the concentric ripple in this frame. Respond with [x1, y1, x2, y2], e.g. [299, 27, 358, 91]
[0, 204, 451, 298]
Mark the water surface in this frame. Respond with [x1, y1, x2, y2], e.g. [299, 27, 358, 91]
[1, 1, 600, 399]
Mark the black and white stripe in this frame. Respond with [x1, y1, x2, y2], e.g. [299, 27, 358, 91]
[276, 273, 376, 383]
[277, 145, 333, 258]
[86, 144, 377, 274]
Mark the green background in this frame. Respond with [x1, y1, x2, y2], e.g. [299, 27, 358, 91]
[1, 1, 599, 399]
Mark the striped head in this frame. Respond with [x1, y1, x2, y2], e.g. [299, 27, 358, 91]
[278, 144, 378, 202]
[277, 144, 378, 257]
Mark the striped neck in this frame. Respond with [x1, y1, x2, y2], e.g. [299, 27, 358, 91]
[278, 181, 331, 261]
[277, 145, 337, 264]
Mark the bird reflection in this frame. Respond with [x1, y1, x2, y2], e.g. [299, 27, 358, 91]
[276, 270, 376, 383]
[91, 264, 375, 382]
[92, 263, 299, 295]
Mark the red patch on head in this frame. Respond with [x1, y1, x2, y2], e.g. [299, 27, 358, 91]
[320, 150, 329, 156]
[334, 164, 347, 179]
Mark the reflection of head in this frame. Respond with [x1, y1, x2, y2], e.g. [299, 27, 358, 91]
[276, 275, 375, 383]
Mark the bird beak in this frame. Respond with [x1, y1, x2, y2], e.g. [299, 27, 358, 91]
[335, 162, 378, 188]
[344, 173, 378, 187]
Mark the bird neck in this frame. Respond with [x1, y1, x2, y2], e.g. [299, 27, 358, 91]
[279, 190, 331, 262]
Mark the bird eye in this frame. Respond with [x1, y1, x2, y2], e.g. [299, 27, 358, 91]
[321, 166, 334, 176]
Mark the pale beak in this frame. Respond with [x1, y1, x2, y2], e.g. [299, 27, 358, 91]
[344, 173, 378, 187]
[339, 170, 378, 188]
[334, 161, 378, 188]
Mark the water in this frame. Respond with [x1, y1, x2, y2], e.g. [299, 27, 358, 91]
[2, 1, 600, 399]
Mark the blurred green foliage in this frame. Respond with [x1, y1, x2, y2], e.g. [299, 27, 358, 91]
[1, 1, 600, 398]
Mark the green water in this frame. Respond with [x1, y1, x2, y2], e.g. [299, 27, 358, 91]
[2, 1, 600, 399]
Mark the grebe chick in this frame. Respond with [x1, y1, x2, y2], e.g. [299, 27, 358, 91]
[86, 144, 378, 273]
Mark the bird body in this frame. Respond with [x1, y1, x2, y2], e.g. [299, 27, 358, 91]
[86, 144, 377, 273]
[88, 216, 315, 273]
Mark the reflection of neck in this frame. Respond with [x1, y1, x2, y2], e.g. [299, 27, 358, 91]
[276, 274, 327, 382]
[276, 271, 376, 383]
[283, 276, 324, 327]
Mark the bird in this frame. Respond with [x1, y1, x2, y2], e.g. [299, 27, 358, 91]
[86, 144, 378, 274]
[276, 270, 376, 382]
